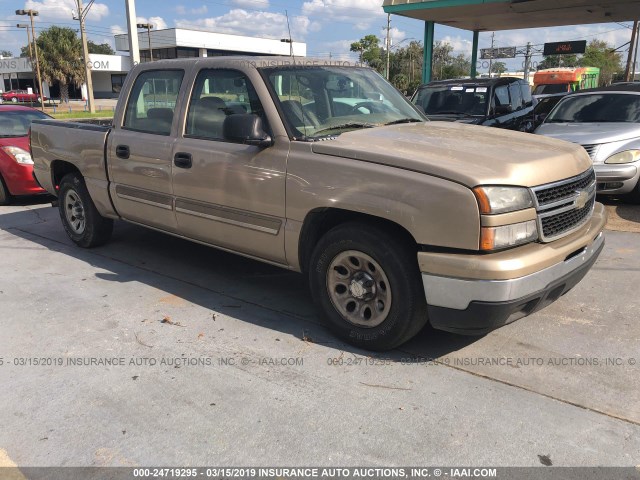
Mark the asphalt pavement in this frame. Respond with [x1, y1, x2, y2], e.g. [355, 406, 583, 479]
[0, 198, 639, 468]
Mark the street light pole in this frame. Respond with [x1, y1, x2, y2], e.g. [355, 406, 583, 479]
[75, 0, 96, 113]
[16, 9, 44, 112]
[137, 23, 154, 61]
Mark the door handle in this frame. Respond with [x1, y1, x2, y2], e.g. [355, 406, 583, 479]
[174, 152, 193, 169]
[115, 145, 130, 159]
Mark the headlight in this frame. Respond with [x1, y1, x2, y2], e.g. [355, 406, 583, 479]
[1, 146, 33, 165]
[604, 150, 640, 164]
[480, 220, 538, 251]
[473, 186, 534, 214]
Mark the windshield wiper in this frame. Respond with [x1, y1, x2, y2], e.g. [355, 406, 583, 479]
[384, 118, 423, 126]
[312, 122, 377, 136]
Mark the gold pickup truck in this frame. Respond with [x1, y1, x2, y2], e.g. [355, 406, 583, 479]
[30, 57, 606, 350]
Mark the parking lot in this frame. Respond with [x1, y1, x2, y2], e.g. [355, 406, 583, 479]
[0, 197, 639, 467]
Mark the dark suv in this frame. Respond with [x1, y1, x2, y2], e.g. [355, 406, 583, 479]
[411, 77, 534, 131]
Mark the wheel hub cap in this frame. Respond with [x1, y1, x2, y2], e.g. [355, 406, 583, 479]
[326, 250, 392, 328]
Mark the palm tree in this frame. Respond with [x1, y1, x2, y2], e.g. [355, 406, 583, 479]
[27, 26, 84, 103]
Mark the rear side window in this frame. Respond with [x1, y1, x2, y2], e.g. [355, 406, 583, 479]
[123, 70, 184, 135]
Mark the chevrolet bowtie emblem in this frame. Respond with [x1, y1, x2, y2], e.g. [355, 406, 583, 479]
[575, 189, 590, 209]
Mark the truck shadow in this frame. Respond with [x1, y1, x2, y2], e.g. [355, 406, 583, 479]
[3, 206, 479, 360]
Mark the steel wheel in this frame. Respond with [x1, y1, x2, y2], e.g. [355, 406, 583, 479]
[63, 189, 86, 235]
[326, 250, 392, 328]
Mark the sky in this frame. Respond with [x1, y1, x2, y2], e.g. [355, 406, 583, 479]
[0, 0, 637, 73]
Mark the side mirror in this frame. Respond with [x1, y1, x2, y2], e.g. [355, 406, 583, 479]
[494, 104, 513, 115]
[223, 114, 273, 147]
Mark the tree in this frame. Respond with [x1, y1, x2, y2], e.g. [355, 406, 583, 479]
[391, 73, 409, 93]
[579, 39, 623, 85]
[25, 26, 85, 103]
[490, 61, 507, 74]
[432, 42, 471, 81]
[0, 50, 13, 58]
[88, 41, 115, 55]
[350, 35, 383, 73]
[537, 54, 579, 70]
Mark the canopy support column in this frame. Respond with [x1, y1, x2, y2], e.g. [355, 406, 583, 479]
[423, 21, 435, 83]
[471, 30, 479, 78]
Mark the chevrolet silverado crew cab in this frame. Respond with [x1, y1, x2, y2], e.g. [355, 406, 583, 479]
[30, 57, 606, 351]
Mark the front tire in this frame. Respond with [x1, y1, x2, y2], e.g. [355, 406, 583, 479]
[0, 175, 11, 205]
[11, 97, 17, 103]
[58, 173, 113, 247]
[309, 222, 428, 351]
[626, 180, 640, 204]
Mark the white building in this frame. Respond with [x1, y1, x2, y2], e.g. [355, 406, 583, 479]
[0, 28, 306, 101]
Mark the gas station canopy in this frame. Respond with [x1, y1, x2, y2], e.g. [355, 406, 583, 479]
[382, 0, 640, 31]
[382, 0, 640, 82]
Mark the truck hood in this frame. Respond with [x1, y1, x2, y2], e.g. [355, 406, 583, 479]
[311, 122, 591, 188]
[534, 122, 640, 145]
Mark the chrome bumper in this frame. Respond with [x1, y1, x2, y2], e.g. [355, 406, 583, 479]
[594, 163, 639, 193]
[422, 231, 604, 311]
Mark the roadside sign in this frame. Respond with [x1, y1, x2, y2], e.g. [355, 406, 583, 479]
[543, 40, 587, 56]
[480, 47, 517, 59]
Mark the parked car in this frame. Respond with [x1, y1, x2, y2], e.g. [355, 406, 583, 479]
[1, 89, 46, 104]
[535, 83, 640, 203]
[0, 105, 51, 204]
[30, 57, 605, 350]
[410, 77, 534, 131]
[531, 92, 569, 128]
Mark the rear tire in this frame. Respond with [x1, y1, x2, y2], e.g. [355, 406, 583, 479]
[0, 175, 11, 205]
[308, 222, 428, 351]
[58, 173, 113, 247]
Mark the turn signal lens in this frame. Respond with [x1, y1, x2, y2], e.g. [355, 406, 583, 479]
[480, 220, 538, 251]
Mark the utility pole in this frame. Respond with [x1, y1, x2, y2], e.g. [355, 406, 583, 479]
[385, 13, 391, 80]
[16, 9, 44, 112]
[633, 21, 640, 81]
[488, 32, 495, 76]
[625, 20, 638, 81]
[523, 42, 532, 84]
[137, 23, 154, 61]
[75, 0, 95, 113]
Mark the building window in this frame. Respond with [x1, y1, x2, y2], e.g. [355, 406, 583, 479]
[112, 74, 127, 93]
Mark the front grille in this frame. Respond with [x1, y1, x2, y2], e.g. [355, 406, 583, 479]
[580, 144, 600, 160]
[534, 169, 596, 207]
[540, 196, 595, 239]
[532, 169, 597, 242]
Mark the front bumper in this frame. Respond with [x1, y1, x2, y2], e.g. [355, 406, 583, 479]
[420, 204, 606, 335]
[594, 163, 639, 194]
[0, 162, 46, 196]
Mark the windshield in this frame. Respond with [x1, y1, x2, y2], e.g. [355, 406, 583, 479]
[263, 66, 424, 140]
[412, 85, 489, 116]
[0, 109, 51, 137]
[533, 84, 570, 95]
[545, 93, 640, 123]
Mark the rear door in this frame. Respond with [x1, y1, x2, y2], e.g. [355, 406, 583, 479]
[107, 69, 186, 231]
[170, 67, 288, 264]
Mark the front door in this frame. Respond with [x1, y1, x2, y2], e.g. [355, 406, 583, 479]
[108, 69, 185, 231]
[171, 68, 288, 264]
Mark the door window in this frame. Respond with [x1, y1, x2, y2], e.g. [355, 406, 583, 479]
[185, 69, 267, 141]
[123, 70, 184, 135]
[494, 85, 510, 107]
[509, 82, 523, 110]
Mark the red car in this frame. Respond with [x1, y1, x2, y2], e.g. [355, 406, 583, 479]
[0, 105, 51, 204]
[1, 89, 47, 103]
